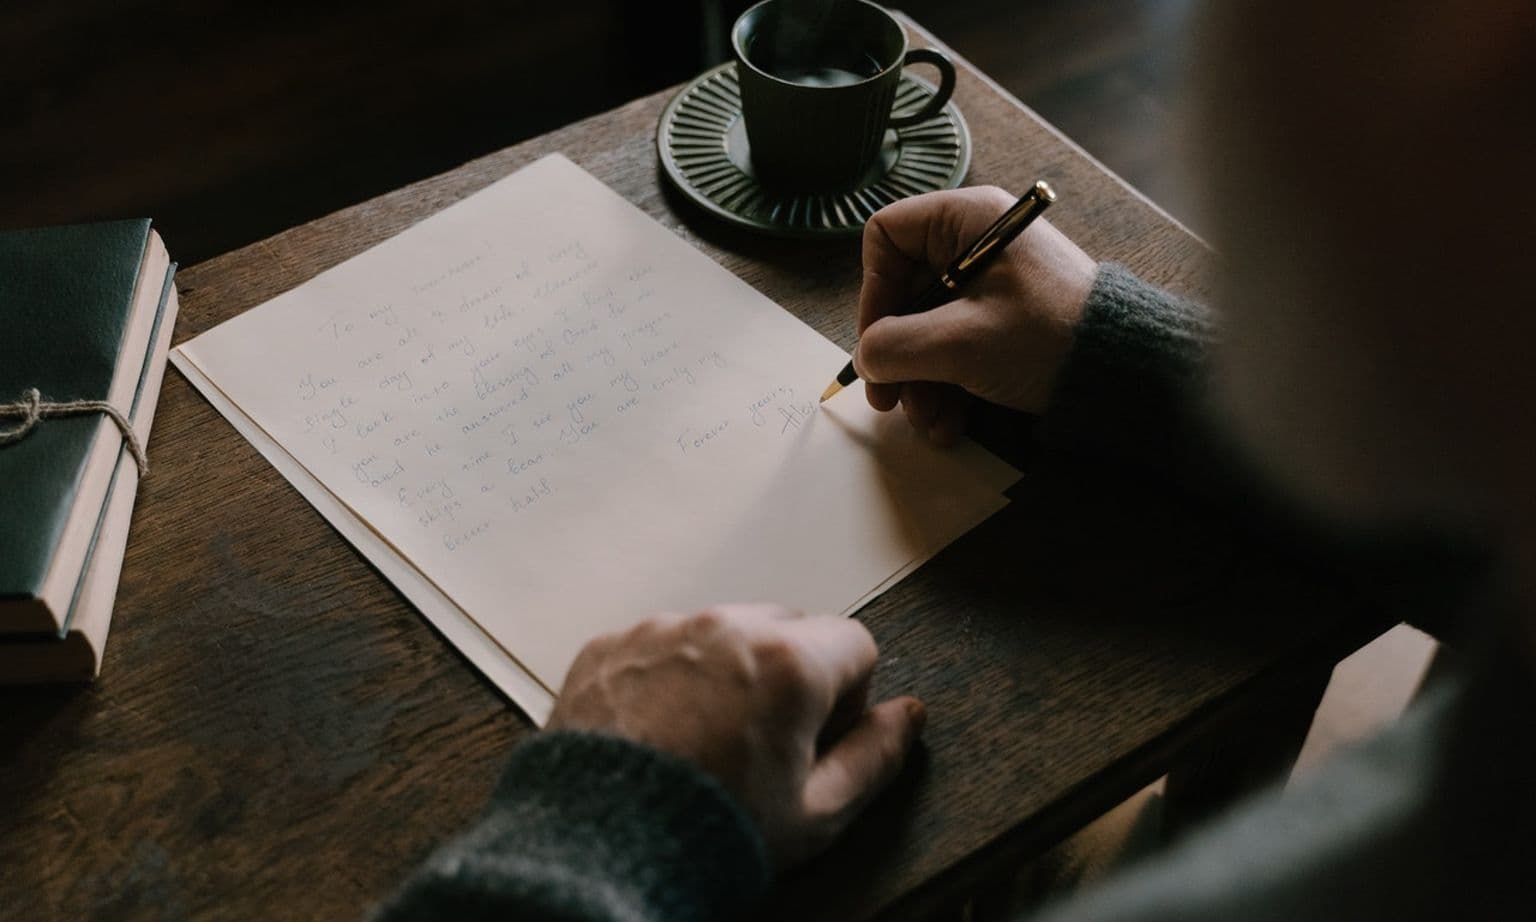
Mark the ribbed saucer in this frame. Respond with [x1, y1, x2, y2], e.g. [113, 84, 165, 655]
[657, 63, 971, 238]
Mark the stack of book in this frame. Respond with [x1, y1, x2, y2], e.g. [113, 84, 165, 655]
[0, 220, 178, 683]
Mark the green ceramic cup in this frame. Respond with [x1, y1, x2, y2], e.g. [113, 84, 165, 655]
[732, 0, 957, 192]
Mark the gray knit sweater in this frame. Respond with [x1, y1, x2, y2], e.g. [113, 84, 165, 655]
[377, 265, 1535, 921]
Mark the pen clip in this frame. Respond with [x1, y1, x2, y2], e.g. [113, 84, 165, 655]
[950, 180, 1057, 279]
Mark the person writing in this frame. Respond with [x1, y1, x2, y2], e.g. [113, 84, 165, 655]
[379, 1, 1535, 918]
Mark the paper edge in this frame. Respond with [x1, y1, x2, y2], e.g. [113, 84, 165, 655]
[170, 348, 556, 726]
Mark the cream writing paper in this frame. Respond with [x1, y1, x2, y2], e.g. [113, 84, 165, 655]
[174, 155, 1018, 722]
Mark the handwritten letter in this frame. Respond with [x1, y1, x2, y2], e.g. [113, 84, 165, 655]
[175, 155, 1016, 719]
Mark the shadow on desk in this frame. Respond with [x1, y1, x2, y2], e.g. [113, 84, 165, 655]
[0, 683, 93, 769]
[762, 419, 1364, 919]
[0, 685, 95, 871]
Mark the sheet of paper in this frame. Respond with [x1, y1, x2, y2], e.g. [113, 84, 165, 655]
[174, 154, 1018, 721]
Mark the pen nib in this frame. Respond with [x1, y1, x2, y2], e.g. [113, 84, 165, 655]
[819, 380, 844, 403]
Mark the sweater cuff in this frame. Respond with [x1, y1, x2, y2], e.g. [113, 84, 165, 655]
[380, 731, 771, 922]
[1038, 263, 1216, 474]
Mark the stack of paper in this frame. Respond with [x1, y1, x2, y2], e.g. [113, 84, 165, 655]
[173, 155, 1016, 723]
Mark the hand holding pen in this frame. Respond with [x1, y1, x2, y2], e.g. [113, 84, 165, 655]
[831, 184, 1099, 443]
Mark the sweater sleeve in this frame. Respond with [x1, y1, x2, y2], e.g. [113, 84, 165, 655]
[375, 731, 771, 922]
[1037, 263, 1234, 488]
[1033, 264, 1489, 639]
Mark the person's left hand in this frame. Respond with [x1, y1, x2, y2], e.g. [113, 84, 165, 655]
[547, 603, 925, 868]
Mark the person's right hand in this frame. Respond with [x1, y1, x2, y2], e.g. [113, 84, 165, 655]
[853, 186, 1098, 443]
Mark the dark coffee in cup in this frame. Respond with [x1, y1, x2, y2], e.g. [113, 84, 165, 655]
[770, 60, 882, 88]
[753, 38, 884, 88]
[732, 0, 957, 192]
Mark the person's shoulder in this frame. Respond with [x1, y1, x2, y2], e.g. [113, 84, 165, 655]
[1029, 668, 1494, 922]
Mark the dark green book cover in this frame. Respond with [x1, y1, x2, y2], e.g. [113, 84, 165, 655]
[0, 219, 152, 616]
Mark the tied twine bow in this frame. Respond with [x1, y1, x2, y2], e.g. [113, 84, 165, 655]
[0, 388, 148, 476]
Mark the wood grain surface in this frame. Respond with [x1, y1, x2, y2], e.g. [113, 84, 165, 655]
[0, 19, 1387, 922]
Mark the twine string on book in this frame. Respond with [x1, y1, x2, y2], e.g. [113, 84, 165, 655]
[0, 388, 148, 476]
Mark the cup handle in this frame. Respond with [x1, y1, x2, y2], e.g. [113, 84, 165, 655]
[889, 47, 957, 127]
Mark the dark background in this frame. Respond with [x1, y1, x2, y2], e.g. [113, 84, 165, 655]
[3, 0, 1196, 265]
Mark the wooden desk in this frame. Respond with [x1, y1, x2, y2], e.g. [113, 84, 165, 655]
[0, 18, 1389, 921]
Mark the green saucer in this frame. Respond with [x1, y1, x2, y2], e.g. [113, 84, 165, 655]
[657, 63, 971, 238]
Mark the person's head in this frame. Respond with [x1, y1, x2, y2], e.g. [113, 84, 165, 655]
[1191, 1, 1536, 545]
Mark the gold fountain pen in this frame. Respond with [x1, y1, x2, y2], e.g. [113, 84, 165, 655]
[820, 180, 1058, 402]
